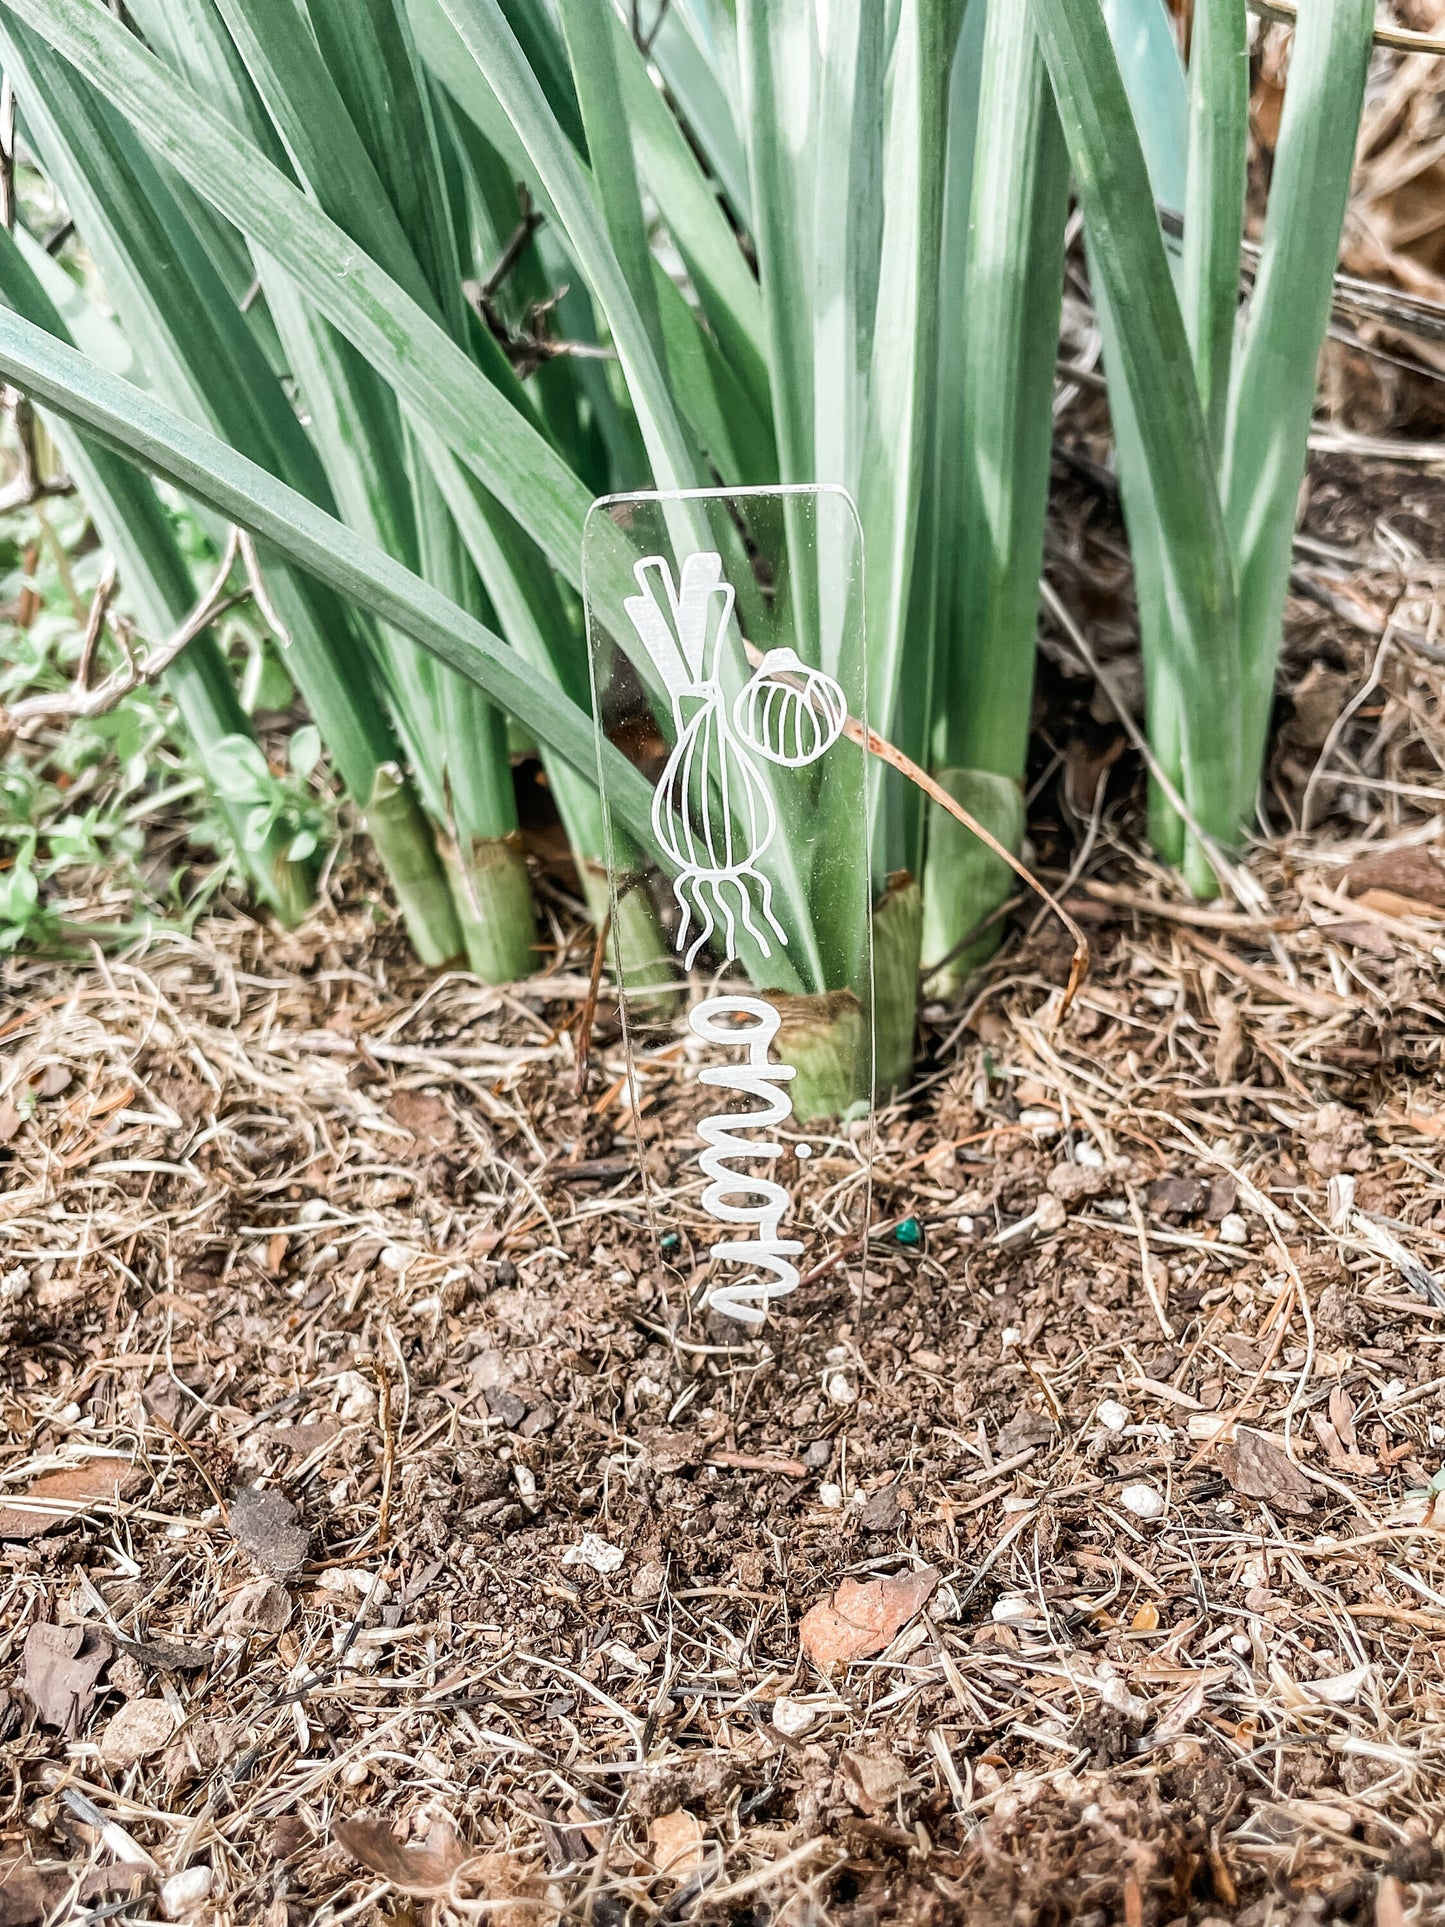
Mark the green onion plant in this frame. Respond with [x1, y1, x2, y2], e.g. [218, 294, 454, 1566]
[0, 0, 1375, 1087]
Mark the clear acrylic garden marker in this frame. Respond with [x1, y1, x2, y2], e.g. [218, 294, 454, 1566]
[583, 486, 873, 1328]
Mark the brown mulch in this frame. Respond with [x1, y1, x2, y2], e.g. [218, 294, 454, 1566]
[2, 677, 1445, 1927]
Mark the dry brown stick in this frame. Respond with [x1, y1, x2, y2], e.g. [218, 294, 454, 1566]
[1250, 0, 1445, 55]
[372, 1344, 395, 1548]
[1082, 881, 1296, 933]
[73, 559, 119, 692]
[1181, 930, 1349, 1018]
[574, 906, 612, 1099]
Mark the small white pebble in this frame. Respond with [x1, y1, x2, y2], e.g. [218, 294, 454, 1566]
[1143, 986, 1177, 1008]
[1230, 1633, 1252, 1655]
[824, 1369, 856, 1405]
[1033, 1194, 1067, 1235]
[560, 1532, 624, 1575]
[772, 1697, 816, 1737]
[1120, 1483, 1166, 1521]
[342, 1760, 369, 1786]
[1001, 1327, 1022, 1349]
[298, 1198, 329, 1224]
[1219, 1213, 1249, 1246]
[1096, 1399, 1130, 1433]
[957, 1215, 975, 1236]
[1275, 1210, 1299, 1235]
[378, 1245, 410, 1273]
[59, 1403, 82, 1424]
[1075, 1140, 1104, 1168]
[818, 1482, 844, 1510]
[159, 1866, 212, 1919]
[336, 1369, 376, 1419]
[513, 1464, 538, 1503]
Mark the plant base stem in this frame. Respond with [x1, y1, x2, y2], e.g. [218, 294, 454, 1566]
[871, 870, 923, 1097]
[769, 990, 866, 1123]
[364, 763, 462, 967]
[441, 831, 537, 982]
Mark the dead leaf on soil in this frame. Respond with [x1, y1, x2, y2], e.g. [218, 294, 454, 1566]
[1220, 1429, 1315, 1516]
[228, 1484, 309, 1579]
[0, 1457, 133, 1539]
[799, 1565, 939, 1668]
[1345, 845, 1445, 910]
[837, 1749, 908, 1816]
[20, 1621, 112, 1735]
[648, 1809, 705, 1879]
[334, 1821, 548, 1921]
[0, 1856, 59, 1927]
[333, 1817, 468, 1896]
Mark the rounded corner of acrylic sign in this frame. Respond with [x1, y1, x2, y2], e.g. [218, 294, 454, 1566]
[582, 484, 873, 1329]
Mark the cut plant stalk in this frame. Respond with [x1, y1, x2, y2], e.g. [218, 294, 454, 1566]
[920, 0, 1070, 996]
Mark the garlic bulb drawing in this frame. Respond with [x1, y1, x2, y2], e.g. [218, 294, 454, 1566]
[732, 647, 847, 766]
[623, 552, 849, 969]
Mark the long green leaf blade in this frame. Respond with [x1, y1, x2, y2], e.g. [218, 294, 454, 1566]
[0, 309, 658, 850]
[1183, 0, 1247, 457]
[1028, 0, 1241, 883]
[7, 0, 596, 584]
[1221, 0, 1372, 829]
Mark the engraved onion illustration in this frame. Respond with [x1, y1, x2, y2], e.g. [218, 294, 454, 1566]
[624, 551, 845, 969]
[732, 646, 847, 766]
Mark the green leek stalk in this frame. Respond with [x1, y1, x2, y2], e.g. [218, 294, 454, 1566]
[921, 0, 1069, 996]
[1032, 0, 1372, 895]
[195, 0, 535, 980]
[0, 238, 313, 925]
[0, 14, 462, 961]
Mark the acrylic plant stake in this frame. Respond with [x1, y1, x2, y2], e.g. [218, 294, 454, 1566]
[583, 487, 872, 1328]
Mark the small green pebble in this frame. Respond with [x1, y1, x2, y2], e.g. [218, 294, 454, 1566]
[659, 1231, 681, 1253]
[893, 1216, 922, 1247]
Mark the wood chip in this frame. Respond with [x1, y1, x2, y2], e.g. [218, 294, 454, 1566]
[0, 1457, 133, 1540]
[1220, 1428, 1315, 1516]
[799, 1566, 939, 1668]
[20, 1622, 111, 1736]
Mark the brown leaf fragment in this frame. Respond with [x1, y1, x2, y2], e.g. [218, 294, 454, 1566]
[333, 1817, 466, 1896]
[648, 1809, 705, 1879]
[0, 1857, 60, 1927]
[114, 1635, 215, 1675]
[1220, 1429, 1315, 1516]
[228, 1484, 309, 1579]
[100, 1697, 176, 1768]
[1322, 920, 1396, 959]
[799, 1565, 939, 1667]
[389, 1089, 459, 1151]
[21, 1621, 112, 1735]
[837, 1749, 908, 1816]
[0, 1457, 133, 1540]
[1345, 845, 1445, 910]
